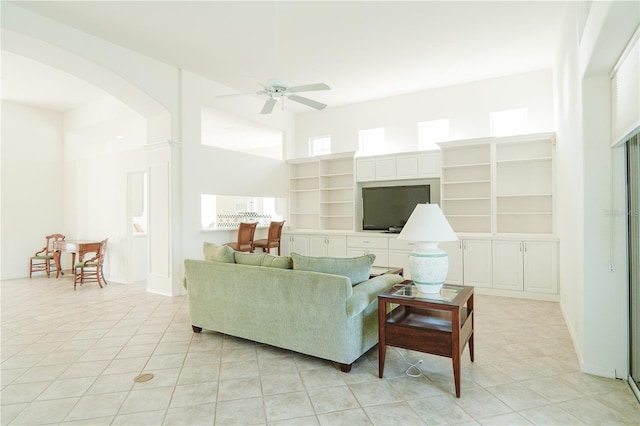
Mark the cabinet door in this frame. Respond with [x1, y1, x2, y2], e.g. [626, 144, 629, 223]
[441, 241, 463, 285]
[356, 158, 375, 182]
[396, 155, 418, 179]
[283, 234, 309, 256]
[309, 236, 328, 257]
[389, 251, 411, 279]
[347, 248, 388, 266]
[492, 240, 524, 291]
[375, 157, 396, 181]
[524, 241, 558, 294]
[326, 236, 347, 257]
[463, 239, 493, 288]
[418, 152, 441, 178]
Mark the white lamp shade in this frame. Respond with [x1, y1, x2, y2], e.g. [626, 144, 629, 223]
[398, 204, 458, 242]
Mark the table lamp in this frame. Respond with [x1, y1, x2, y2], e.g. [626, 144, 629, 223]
[398, 203, 458, 293]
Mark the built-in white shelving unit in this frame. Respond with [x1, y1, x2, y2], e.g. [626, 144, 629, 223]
[440, 140, 493, 233]
[289, 152, 355, 231]
[495, 133, 554, 234]
[439, 132, 555, 236]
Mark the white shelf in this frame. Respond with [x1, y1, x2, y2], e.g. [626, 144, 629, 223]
[441, 162, 491, 169]
[497, 212, 552, 215]
[497, 157, 551, 164]
[290, 175, 319, 180]
[319, 172, 353, 178]
[442, 197, 491, 201]
[442, 180, 491, 185]
[320, 186, 353, 191]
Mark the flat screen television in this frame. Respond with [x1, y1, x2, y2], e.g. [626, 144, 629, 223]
[362, 185, 430, 232]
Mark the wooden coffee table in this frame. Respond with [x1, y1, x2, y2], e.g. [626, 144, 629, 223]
[377, 281, 474, 397]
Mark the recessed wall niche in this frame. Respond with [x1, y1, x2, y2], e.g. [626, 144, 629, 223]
[201, 106, 283, 160]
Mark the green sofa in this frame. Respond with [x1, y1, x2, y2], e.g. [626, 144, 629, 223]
[183, 246, 403, 372]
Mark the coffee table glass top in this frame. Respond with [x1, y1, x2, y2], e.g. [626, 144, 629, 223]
[391, 284, 462, 302]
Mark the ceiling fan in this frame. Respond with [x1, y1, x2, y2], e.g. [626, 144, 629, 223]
[257, 78, 330, 114]
[218, 2, 330, 114]
[218, 78, 330, 114]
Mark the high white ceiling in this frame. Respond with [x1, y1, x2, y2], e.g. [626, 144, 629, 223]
[2, 1, 568, 113]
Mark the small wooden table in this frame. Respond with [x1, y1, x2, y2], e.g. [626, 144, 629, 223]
[378, 281, 474, 397]
[53, 240, 102, 279]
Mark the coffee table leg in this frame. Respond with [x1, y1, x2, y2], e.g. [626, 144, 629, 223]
[469, 295, 475, 362]
[452, 354, 461, 398]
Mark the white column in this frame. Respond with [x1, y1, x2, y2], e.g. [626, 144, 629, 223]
[144, 140, 183, 296]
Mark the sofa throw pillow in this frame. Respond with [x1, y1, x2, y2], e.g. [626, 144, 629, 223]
[261, 254, 293, 269]
[203, 242, 235, 263]
[234, 252, 265, 266]
[291, 252, 375, 285]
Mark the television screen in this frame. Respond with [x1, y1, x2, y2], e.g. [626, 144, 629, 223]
[362, 185, 430, 232]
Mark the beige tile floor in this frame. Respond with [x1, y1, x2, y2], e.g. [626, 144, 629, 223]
[1, 276, 639, 425]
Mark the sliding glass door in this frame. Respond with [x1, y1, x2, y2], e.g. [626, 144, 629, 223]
[628, 133, 640, 400]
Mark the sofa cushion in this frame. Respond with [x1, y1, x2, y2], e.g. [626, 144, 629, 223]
[234, 252, 265, 266]
[291, 252, 375, 285]
[203, 242, 235, 263]
[261, 254, 293, 269]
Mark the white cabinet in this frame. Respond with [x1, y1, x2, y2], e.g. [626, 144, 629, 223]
[523, 241, 558, 294]
[356, 158, 375, 182]
[492, 240, 525, 291]
[418, 152, 440, 178]
[492, 239, 558, 294]
[356, 151, 441, 182]
[347, 235, 389, 266]
[281, 234, 309, 256]
[388, 238, 418, 279]
[309, 235, 347, 257]
[375, 157, 396, 181]
[396, 155, 418, 179]
[441, 239, 492, 288]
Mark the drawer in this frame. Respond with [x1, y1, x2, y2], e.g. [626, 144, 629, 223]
[388, 238, 418, 251]
[347, 235, 388, 250]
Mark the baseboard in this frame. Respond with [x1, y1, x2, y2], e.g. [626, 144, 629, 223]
[473, 287, 560, 302]
[581, 364, 617, 379]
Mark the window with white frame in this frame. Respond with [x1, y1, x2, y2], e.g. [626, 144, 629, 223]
[418, 119, 449, 150]
[358, 128, 385, 155]
[310, 136, 331, 156]
[490, 108, 528, 137]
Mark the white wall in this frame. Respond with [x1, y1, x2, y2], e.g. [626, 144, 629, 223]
[295, 69, 555, 158]
[554, 1, 586, 368]
[555, 0, 639, 379]
[62, 97, 148, 284]
[179, 71, 294, 263]
[0, 101, 64, 279]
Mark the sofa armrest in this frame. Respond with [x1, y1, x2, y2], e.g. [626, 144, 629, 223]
[346, 274, 404, 318]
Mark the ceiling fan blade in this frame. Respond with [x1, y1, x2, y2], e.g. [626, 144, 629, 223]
[260, 98, 277, 114]
[216, 91, 261, 98]
[287, 83, 330, 93]
[287, 94, 327, 110]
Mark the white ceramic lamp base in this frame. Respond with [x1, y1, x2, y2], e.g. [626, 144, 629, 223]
[408, 242, 449, 293]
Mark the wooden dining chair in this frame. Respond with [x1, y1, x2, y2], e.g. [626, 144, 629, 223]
[73, 238, 108, 290]
[29, 233, 65, 278]
[224, 222, 258, 252]
[253, 220, 286, 255]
